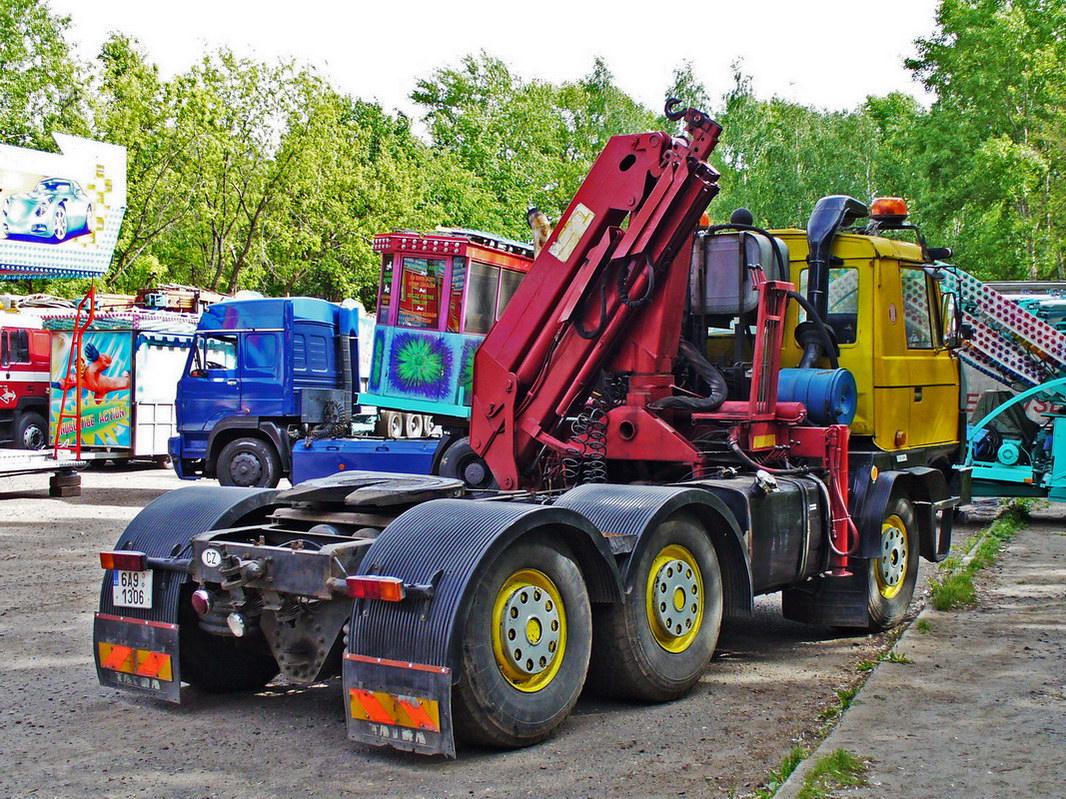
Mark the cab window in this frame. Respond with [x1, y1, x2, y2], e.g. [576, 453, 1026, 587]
[244, 333, 279, 374]
[13, 330, 29, 362]
[397, 257, 445, 329]
[465, 262, 500, 335]
[447, 257, 467, 333]
[189, 335, 237, 375]
[901, 268, 935, 349]
[798, 268, 859, 345]
[497, 269, 524, 319]
[377, 254, 394, 318]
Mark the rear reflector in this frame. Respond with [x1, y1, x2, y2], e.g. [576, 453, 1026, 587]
[100, 551, 147, 571]
[349, 688, 440, 732]
[346, 575, 405, 601]
[190, 588, 211, 616]
[97, 642, 173, 682]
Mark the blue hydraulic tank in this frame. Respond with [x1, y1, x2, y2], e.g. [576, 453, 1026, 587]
[777, 368, 858, 426]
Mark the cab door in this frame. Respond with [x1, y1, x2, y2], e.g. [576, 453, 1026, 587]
[177, 333, 241, 448]
[873, 263, 960, 450]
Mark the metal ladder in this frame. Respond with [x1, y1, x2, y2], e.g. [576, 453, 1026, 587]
[52, 287, 96, 459]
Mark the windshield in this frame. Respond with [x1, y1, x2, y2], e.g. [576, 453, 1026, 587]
[34, 180, 70, 195]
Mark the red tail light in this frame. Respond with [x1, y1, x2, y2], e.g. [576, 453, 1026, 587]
[100, 551, 147, 571]
[345, 575, 406, 602]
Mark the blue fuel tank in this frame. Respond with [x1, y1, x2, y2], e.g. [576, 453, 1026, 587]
[777, 368, 857, 426]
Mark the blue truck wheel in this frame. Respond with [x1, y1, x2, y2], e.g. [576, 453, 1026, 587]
[217, 437, 282, 488]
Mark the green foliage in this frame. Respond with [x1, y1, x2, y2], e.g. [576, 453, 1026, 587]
[796, 749, 867, 799]
[0, 0, 88, 148]
[916, 618, 932, 633]
[4, 0, 1062, 303]
[411, 53, 658, 239]
[907, 0, 1066, 279]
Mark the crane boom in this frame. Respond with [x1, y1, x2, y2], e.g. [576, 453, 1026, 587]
[470, 105, 723, 490]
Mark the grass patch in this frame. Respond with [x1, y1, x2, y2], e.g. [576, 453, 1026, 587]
[881, 650, 913, 665]
[930, 501, 1028, 610]
[795, 749, 867, 799]
[751, 745, 807, 798]
[857, 649, 912, 675]
[817, 685, 859, 725]
[916, 619, 931, 633]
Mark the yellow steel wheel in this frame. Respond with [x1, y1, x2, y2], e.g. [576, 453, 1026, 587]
[645, 544, 704, 653]
[875, 514, 909, 600]
[491, 569, 566, 693]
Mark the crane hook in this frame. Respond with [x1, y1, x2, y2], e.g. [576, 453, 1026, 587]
[664, 98, 687, 121]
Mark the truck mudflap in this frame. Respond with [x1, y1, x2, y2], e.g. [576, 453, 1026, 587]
[93, 612, 181, 703]
[343, 653, 454, 757]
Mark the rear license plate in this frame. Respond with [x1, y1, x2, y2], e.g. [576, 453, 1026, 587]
[112, 570, 153, 609]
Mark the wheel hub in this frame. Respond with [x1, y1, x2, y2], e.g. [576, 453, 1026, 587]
[498, 583, 560, 677]
[463, 460, 487, 486]
[876, 515, 908, 598]
[646, 545, 703, 653]
[231, 452, 263, 485]
[492, 569, 566, 692]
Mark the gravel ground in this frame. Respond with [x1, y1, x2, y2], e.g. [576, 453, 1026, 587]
[0, 465, 954, 799]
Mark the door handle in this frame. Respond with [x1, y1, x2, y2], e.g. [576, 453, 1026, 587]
[226, 379, 238, 386]
[914, 387, 923, 401]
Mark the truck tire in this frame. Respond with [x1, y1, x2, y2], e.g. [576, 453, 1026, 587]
[588, 513, 722, 701]
[178, 585, 279, 693]
[403, 412, 424, 438]
[452, 535, 592, 748]
[216, 436, 281, 488]
[375, 411, 403, 438]
[438, 436, 498, 490]
[15, 411, 46, 450]
[866, 496, 919, 631]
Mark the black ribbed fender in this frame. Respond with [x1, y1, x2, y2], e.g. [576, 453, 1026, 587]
[855, 468, 951, 562]
[98, 486, 278, 625]
[556, 483, 753, 617]
[347, 499, 622, 670]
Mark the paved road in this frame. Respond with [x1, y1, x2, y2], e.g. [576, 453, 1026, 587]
[778, 522, 1066, 799]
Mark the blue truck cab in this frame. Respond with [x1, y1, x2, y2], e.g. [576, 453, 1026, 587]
[171, 297, 361, 487]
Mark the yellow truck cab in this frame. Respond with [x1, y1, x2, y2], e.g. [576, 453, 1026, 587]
[777, 226, 961, 456]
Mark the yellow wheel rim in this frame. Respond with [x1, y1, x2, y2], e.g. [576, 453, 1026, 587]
[875, 514, 908, 599]
[645, 544, 704, 653]
[491, 569, 566, 693]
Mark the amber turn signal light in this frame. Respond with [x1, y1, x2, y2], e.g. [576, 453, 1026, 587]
[345, 575, 406, 602]
[100, 551, 147, 571]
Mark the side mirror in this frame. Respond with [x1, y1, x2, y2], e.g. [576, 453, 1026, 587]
[189, 368, 207, 379]
[941, 292, 968, 349]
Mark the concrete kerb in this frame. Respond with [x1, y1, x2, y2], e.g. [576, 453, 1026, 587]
[772, 519, 996, 798]
[771, 600, 935, 798]
[772, 518, 1066, 799]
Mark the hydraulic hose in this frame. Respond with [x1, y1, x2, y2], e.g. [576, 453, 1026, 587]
[788, 290, 839, 369]
[728, 439, 809, 476]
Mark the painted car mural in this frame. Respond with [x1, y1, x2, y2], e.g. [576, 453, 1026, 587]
[2, 178, 95, 242]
